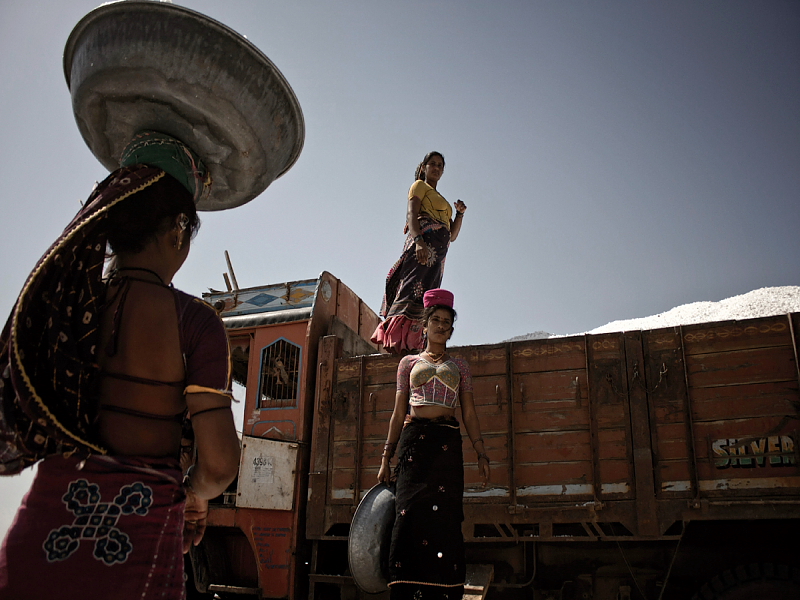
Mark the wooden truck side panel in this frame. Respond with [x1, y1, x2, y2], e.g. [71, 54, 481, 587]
[652, 316, 800, 502]
[307, 313, 800, 548]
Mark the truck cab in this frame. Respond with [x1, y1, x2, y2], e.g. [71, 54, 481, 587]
[189, 272, 380, 599]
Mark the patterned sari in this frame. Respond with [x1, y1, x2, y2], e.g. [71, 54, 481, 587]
[372, 217, 451, 354]
[0, 454, 186, 600]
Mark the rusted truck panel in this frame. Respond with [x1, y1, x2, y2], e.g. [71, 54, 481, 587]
[307, 313, 800, 598]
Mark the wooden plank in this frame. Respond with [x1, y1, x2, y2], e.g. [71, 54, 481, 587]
[471, 375, 511, 435]
[513, 370, 587, 409]
[654, 424, 690, 460]
[336, 359, 361, 382]
[359, 384, 396, 433]
[466, 463, 509, 490]
[657, 461, 693, 494]
[653, 403, 691, 424]
[686, 346, 797, 388]
[464, 564, 494, 600]
[363, 355, 401, 385]
[587, 333, 625, 361]
[331, 440, 356, 469]
[587, 332, 629, 503]
[335, 280, 361, 336]
[306, 336, 339, 537]
[472, 374, 509, 407]
[625, 331, 659, 536]
[514, 431, 592, 463]
[515, 461, 593, 486]
[594, 403, 628, 428]
[682, 316, 793, 355]
[511, 337, 586, 373]
[462, 435, 507, 463]
[693, 415, 799, 443]
[514, 409, 590, 432]
[596, 428, 629, 460]
[331, 468, 356, 500]
[450, 345, 507, 376]
[689, 381, 798, 421]
[597, 460, 633, 487]
[330, 374, 362, 442]
[642, 327, 688, 409]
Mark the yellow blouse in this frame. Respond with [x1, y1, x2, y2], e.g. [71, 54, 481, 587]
[409, 180, 452, 230]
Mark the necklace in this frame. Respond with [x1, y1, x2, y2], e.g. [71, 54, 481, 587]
[425, 350, 446, 362]
[114, 267, 166, 285]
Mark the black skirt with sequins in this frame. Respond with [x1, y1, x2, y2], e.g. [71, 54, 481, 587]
[388, 417, 465, 599]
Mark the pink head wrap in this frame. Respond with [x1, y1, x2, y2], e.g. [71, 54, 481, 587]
[423, 288, 454, 308]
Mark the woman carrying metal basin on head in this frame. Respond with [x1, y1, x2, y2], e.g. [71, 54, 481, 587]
[0, 132, 241, 600]
[0, 2, 303, 599]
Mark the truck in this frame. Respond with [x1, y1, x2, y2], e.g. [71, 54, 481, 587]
[189, 272, 800, 600]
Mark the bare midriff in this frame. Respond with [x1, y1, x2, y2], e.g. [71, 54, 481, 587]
[409, 404, 456, 420]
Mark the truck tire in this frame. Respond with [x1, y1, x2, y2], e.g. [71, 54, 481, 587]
[692, 563, 800, 600]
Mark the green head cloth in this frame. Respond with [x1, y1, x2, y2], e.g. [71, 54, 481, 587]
[119, 131, 211, 202]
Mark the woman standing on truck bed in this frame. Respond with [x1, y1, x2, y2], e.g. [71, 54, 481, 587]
[371, 152, 467, 355]
[0, 132, 241, 600]
[378, 289, 489, 599]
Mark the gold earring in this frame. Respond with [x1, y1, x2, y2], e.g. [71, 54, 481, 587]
[174, 235, 183, 251]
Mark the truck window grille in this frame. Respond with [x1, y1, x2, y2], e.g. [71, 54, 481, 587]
[258, 338, 301, 408]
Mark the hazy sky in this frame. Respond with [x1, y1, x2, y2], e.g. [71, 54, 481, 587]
[1, 0, 798, 537]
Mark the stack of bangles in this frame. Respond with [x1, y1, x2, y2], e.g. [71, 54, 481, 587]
[382, 441, 396, 461]
[472, 437, 490, 463]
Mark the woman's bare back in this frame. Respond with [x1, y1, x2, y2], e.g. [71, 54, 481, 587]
[96, 277, 187, 457]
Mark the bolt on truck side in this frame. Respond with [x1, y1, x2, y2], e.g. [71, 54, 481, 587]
[193, 274, 800, 600]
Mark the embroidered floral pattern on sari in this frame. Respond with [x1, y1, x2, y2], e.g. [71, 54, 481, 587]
[43, 478, 154, 565]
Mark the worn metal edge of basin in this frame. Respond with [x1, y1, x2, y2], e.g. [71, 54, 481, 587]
[348, 482, 396, 594]
[63, 0, 304, 211]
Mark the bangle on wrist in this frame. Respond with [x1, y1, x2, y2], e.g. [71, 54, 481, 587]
[413, 234, 423, 243]
[383, 441, 396, 460]
[183, 465, 195, 491]
[477, 453, 489, 463]
[455, 212, 464, 218]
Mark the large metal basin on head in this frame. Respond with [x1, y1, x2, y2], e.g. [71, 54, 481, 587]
[64, 0, 304, 211]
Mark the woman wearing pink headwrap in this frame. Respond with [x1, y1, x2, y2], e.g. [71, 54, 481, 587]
[378, 289, 489, 600]
[371, 151, 467, 355]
